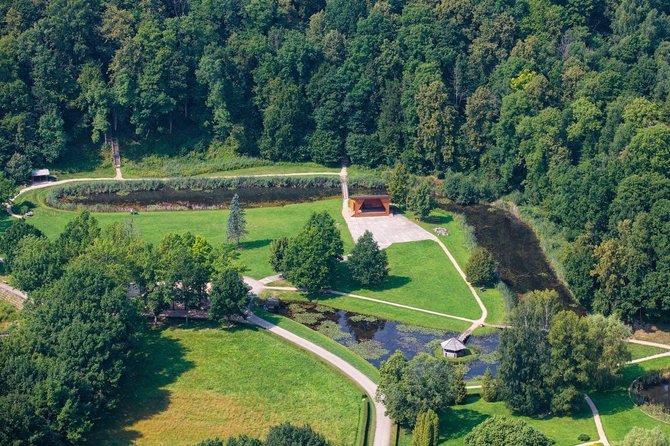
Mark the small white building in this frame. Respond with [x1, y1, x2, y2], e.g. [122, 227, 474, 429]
[441, 337, 467, 358]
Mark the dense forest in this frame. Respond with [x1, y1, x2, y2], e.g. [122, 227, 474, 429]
[1, 0, 670, 321]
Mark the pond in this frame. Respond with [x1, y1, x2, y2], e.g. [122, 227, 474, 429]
[59, 185, 386, 212]
[640, 382, 670, 409]
[438, 202, 582, 313]
[274, 301, 500, 380]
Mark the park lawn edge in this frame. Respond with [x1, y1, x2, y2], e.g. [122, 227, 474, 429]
[254, 306, 380, 383]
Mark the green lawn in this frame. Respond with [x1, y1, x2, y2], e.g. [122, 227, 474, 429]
[591, 356, 670, 443]
[333, 240, 482, 321]
[88, 323, 363, 446]
[398, 393, 598, 446]
[416, 209, 507, 325]
[10, 191, 352, 278]
[628, 342, 668, 360]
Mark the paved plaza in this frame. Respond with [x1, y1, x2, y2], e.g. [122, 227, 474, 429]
[343, 212, 434, 248]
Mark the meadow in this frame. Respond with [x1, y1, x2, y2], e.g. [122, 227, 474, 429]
[87, 323, 363, 446]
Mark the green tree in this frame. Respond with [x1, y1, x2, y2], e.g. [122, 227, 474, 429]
[481, 368, 497, 402]
[283, 212, 343, 290]
[620, 427, 669, 446]
[407, 181, 435, 221]
[269, 236, 289, 274]
[388, 163, 411, 209]
[0, 173, 16, 204]
[209, 269, 251, 322]
[376, 352, 456, 427]
[454, 366, 467, 405]
[0, 220, 43, 269]
[413, 409, 439, 446]
[464, 416, 552, 446]
[57, 210, 101, 262]
[498, 290, 560, 415]
[265, 423, 330, 446]
[348, 230, 388, 286]
[226, 194, 248, 246]
[10, 235, 61, 292]
[465, 248, 497, 287]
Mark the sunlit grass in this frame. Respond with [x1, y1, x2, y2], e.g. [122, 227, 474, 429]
[88, 323, 362, 446]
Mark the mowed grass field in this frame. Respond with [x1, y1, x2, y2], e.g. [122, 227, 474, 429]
[88, 324, 363, 446]
[11, 191, 353, 279]
[333, 240, 482, 321]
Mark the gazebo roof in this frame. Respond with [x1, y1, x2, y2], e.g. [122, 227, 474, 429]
[441, 337, 466, 351]
[31, 169, 50, 177]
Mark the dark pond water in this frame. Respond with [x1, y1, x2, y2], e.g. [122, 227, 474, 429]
[438, 202, 582, 313]
[275, 301, 500, 380]
[65, 186, 386, 212]
[638, 380, 670, 409]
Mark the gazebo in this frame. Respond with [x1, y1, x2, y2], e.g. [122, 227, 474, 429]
[348, 195, 391, 217]
[441, 337, 467, 358]
[31, 169, 50, 183]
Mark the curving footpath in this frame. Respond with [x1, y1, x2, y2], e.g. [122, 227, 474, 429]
[248, 313, 392, 446]
[244, 275, 392, 445]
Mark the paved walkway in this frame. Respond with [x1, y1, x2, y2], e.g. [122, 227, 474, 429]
[582, 394, 609, 446]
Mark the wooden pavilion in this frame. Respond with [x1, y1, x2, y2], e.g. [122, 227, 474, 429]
[348, 195, 391, 217]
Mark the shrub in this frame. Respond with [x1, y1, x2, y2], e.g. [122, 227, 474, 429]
[465, 248, 497, 286]
[464, 416, 552, 446]
[577, 434, 590, 442]
[620, 427, 668, 446]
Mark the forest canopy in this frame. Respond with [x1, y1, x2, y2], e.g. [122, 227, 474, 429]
[2, 0, 670, 320]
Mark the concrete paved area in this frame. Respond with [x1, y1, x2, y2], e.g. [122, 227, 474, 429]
[343, 213, 434, 248]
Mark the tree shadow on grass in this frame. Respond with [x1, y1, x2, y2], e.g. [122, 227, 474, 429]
[240, 238, 272, 250]
[334, 263, 411, 293]
[439, 395, 488, 441]
[425, 214, 454, 226]
[86, 328, 195, 445]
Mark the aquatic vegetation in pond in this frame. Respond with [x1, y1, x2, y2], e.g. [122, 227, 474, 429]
[276, 301, 500, 380]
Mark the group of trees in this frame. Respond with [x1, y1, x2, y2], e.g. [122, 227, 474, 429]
[0, 212, 250, 443]
[376, 351, 464, 428]
[496, 290, 631, 415]
[2, 0, 669, 321]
